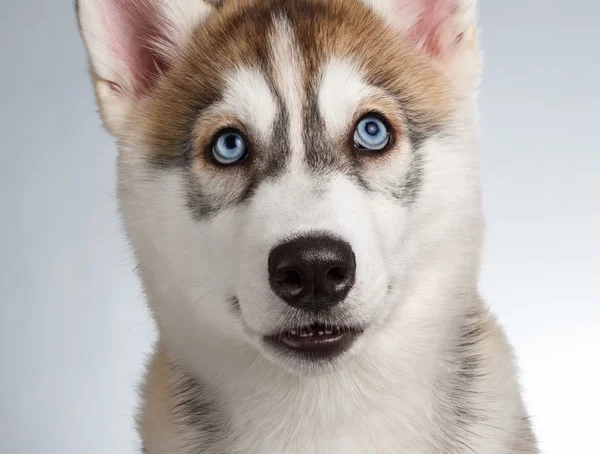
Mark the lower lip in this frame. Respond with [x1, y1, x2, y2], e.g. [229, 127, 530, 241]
[265, 327, 363, 360]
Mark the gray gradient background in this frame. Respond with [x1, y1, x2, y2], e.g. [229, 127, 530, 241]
[1, 1, 598, 452]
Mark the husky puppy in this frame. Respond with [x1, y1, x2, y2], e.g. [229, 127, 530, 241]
[77, 0, 538, 452]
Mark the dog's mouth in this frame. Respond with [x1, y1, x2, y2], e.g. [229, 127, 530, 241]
[264, 324, 364, 360]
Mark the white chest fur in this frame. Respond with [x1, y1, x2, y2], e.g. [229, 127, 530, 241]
[220, 372, 435, 453]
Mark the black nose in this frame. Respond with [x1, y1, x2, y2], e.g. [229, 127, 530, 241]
[268, 235, 356, 313]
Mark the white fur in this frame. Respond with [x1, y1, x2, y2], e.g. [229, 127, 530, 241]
[235, 171, 390, 343]
[219, 67, 278, 141]
[318, 59, 381, 137]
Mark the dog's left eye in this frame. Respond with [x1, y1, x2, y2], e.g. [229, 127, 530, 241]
[212, 130, 248, 164]
[353, 116, 390, 151]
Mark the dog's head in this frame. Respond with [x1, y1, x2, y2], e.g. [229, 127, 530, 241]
[78, 0, 482, 373]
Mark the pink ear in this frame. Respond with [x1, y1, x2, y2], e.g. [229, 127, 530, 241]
[406, 0, 460, 56]
[385, 0, 478, 60]
[97, 0, 171, 96]
[78, 0, 212, 98]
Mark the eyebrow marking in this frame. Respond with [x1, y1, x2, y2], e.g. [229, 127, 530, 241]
[317, 58, 379, 137]
[219, 66, 278, 142]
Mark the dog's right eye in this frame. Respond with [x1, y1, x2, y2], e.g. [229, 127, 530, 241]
[353, 116, 390, 152]
[212, 130, 248, 165]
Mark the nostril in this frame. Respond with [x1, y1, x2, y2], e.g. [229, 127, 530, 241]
[277, 268, 303, 294]
[327, 266, 347, 286]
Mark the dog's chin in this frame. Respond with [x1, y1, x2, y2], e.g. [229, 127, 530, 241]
[256, 323, 367, 375]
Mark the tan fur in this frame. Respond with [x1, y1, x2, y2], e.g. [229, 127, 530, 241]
[137, 347, 189, 453]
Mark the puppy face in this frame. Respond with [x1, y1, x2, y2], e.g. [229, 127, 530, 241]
[79, 0, 481, 373]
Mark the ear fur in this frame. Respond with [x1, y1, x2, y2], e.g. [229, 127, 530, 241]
[364, 0, 481, 89]
[76, 0, 215, 135]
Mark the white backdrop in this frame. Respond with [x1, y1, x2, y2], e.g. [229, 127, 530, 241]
[1, 1, 598, 452]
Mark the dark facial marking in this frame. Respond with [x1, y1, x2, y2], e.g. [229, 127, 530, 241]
[395, 151, 424, 205]
[169, 364, 228, 451]
[432, 309, 488, 452]
[303, 91, 345, 173]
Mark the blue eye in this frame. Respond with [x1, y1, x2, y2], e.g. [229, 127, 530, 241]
[354, 116, 390, 151]
[212, 131, 247, 164]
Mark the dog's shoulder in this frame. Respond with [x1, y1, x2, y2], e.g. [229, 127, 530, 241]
[138, 345, 227, 454]
[441, 301, 538, 453]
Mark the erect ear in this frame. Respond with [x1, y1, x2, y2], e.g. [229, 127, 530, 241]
[76, 0, 215, 135]
[364, 0, 481, 89]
